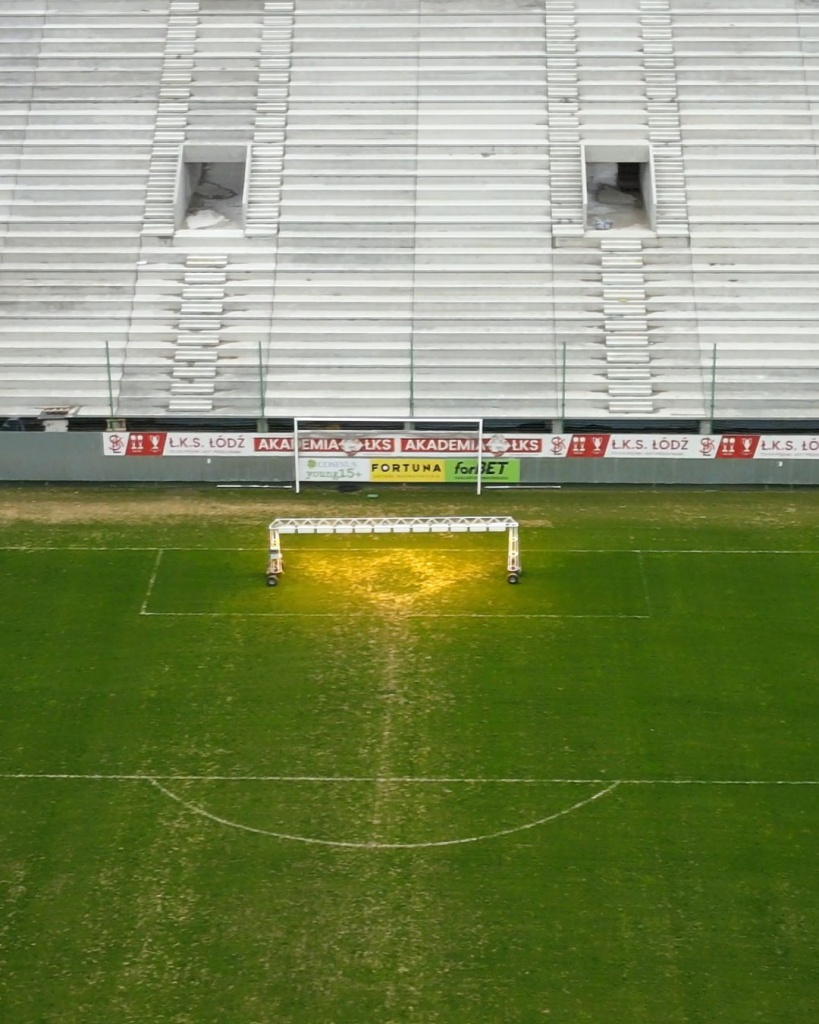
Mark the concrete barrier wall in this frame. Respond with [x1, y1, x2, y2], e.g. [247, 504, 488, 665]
[522, 453, 819, 487]
[3, 434, 819, 487]
[0, 434, 292, 484]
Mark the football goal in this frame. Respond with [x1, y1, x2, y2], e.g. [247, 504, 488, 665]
[265, 516, 521, 586]
[291, 417, 487, 494]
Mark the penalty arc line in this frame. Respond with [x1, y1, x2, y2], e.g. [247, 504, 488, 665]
[146, 778, 623, 850]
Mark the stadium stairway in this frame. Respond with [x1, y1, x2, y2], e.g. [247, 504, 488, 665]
[545, 0, 584, 239]
[170, 252, 228, 414]
[125, 0, 291, 417]
[552, 0, 692, 418]
[600, 239, 653, 416]
[117, 246, 279, 418]
[142, 1, 197, 237]
[245, 0, 295, 237]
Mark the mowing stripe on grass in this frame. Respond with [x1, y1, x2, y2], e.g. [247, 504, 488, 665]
[636, 550, 654, 617]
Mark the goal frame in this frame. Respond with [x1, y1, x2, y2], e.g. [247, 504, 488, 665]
[266, 515, 521, 585]
[292, 416, 486, 494]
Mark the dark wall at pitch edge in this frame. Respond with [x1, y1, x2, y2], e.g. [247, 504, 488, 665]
[1, 434, 819, 486]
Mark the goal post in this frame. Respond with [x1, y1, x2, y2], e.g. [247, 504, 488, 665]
[266, 515, 521, 585]
[291, 417, 486, 494]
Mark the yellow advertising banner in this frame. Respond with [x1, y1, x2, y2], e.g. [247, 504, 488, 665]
[369, 459, 446, 482]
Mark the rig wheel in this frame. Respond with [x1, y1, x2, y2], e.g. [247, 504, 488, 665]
[507, 572, 520, 585]
[266, 574, 278, 587]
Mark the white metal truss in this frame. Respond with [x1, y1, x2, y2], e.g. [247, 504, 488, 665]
[266, 516, 521, 584]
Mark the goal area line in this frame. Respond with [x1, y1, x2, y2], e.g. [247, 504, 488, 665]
[139, 611, 651, 619]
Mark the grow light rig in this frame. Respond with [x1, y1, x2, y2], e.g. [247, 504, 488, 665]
[266, 516, 521, 586]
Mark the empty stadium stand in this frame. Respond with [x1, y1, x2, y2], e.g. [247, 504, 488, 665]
[1, 0, 818, 424]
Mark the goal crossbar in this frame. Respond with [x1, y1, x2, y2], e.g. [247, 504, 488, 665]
[266, 516, 521, 583]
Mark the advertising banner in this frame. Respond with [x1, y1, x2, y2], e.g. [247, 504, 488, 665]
[556, 434, 698, 458]
[103, 432, 262, 457]
[444, 459, 521, 483]
[103, 431, 819, 461]
[102, 431, 543, 458]
[296, 457, 522, 483]
[298, 458, 370, 483]
[370, 459, 447, 483]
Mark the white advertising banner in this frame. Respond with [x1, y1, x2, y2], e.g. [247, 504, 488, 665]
[298, 458, 371, 483]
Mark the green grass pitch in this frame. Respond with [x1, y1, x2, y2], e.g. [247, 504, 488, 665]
[0, 485, 817, 1023]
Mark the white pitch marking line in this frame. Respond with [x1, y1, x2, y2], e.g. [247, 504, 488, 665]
[138, 611, 651, 619]
[619, 778, 819, 786]
[0, 546, 261, 552]
[623, 550, 819, 555]
[140, 548, 164, 615]
[4, 547, 819, 554]
[147, 778, 622, 850]
[300, 548, 819, 555]
[1, 774, 817, 785]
